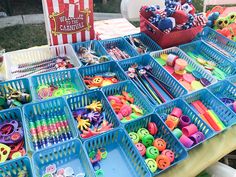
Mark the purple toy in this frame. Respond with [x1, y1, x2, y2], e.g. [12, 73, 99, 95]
[0, 120, 24, 144]
[84, 111, 100, 122]
[73, 108, 88, 118]
[189, 131, 205, 145]
[179, 115, 191, 129]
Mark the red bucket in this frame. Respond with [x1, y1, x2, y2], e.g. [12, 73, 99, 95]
[140, 13, 203, 49]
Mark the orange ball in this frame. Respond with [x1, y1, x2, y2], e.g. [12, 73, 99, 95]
[156, 155, 170, 170]
[153, 138, 166, 151]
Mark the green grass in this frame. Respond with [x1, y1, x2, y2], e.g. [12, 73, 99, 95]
[0, 0, 43, 15]
[0, 24, 47, 52]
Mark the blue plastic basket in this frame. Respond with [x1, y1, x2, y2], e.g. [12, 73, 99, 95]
[118, 54, 187, 105]
[71, 40, 113, 66]
[78, 61, 128, 90]
[102, 81, 154, 123]
[32, 139, 94, 177]
[183, 89, 236, 129]
[66, 91, 120, 140]
[30, 68, 85, 101]
[83, 128, 151, 177]
[208, 80, 236, 111]
[0, 78, 32, 107]
[22, 97, 78, 152]
[150, 47, 217, 86]
[228, 75, 236, 85]
[196, 27, 236, 60]
[156, 99, 215, 150]
[124, 114, 188, 176]
[0, 108, 27, 164]
[124, 33, 162, 54]
[179, 40, 236, 79]
[0, 157, 33, 177]
[100, 37, 139, 60]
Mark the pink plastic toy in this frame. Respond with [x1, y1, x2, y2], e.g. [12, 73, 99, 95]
[233, 101, 236, 112]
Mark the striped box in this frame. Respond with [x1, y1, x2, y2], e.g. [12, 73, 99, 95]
[42, 0, 95, 45]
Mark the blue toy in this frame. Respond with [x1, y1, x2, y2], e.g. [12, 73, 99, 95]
[145, 5, 160, 13]
[158, 17, 176, 33]
[149, 14, 162, 26]
[142, 0, 206, 33]
[207, 12, 220, 28]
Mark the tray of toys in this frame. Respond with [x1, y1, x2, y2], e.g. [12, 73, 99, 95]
[203, 6, 236, 61]
[32, 139, 94, 177]
[156, 99, 215, 150]
[151, 47, 217, 92]
[208, 80, 236, 114]
[180, 40, 236, 80]
[119, 54, 187, 105]
[124, 114, 188, 176]
[4, 44, 82, 80]
[140, 2, 207, 48]
[197, 27, 236, 60]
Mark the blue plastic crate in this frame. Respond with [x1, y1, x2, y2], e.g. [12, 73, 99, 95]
[156, 99, 215, 150]
[32, 139, 94, 177]
[30, 68, 85, 101]
[0, 157, 33, 177]
[0, 108, 27, 164]
[100, 37, 139, 60]
[78, 61, 128, 90]
[179, 40, 236, 79]
[102, 81, 154, 123]
[228, 75, 236, 85]
[118, 54, 187, 105]
[23, 97, 78, 152]
[83, 128, 151, 177]
[0, 78, 32, 107]
[208, 80, 236, 111]
[66, 91, 120, 140]
[150, 47, 217, 87]
[124, 33, 162, 54]
[71, 40, 112, 66]
[124, 114, 188, 176]
[183, 89, 236, 129]
[197, 27, 236, 60]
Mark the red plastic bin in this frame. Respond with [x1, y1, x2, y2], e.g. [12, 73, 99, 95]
[140, 12, 203, 49]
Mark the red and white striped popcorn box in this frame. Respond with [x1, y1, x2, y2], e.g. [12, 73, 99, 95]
[42, 0, 95, 46]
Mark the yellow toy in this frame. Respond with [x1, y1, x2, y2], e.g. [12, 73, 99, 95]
[0, 143, 10, 163]
[77, 116, 91, 131]
[86, 101, 103, 112]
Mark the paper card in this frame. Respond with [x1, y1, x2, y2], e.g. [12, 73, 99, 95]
[42, 0, 95, 46]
